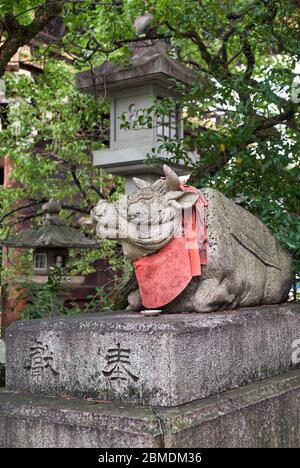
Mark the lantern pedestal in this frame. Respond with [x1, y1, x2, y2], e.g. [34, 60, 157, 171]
[93, 146, 190, 193]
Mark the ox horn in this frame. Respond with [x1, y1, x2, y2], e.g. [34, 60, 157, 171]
[163, 165, 180, 191]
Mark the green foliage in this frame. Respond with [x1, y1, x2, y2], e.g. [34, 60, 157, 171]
[84, 254, 133, 313]
[0, 1, 41, 24]
[0, 60, 111, 217]
[0, 60, 126, 309]
[21, 266, 81, 320]
[0, 249, 32, 286]
[0, 60, 119, 226]
[20, 256, 133, 320]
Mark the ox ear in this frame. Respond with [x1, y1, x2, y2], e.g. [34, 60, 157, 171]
[133, 177, 150, 189]
[164, 190, 199, 210]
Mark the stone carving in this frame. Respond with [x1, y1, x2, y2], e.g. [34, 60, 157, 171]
[127, 103, 143, 128]
[91, 165, 292, 313]
[24, 339, 59, 383]
[102, 343, 139, 382]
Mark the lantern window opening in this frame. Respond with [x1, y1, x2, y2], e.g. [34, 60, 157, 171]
[34, 253, 47, 271]
[157, 110, 179, 140]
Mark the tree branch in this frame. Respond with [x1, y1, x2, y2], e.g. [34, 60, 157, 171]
[0, 201, 42, 225]
[164, 20, 213, 66]
[253, 108, 296, 133]
[90, 184, 105, 198]
[242, 37, 255, 81]
[0, 0, 63, 77]
[70, 164, 92, 206]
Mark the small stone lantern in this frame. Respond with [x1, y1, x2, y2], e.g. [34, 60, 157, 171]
[2, 199, 99, 279]
[76, 41, 195, 193]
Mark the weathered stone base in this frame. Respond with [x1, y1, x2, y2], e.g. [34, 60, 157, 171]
[5, 303, 300, 406]
[1, 370, 299, 448]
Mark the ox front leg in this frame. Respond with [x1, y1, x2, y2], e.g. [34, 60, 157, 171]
[193, 278, 237, 313]
[126, 289, 143, 311]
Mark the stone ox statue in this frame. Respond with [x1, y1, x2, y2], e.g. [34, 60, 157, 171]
[91, 165, 292, 313]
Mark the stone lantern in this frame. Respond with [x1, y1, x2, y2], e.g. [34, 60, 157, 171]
[2, 199, 99, 280]
[76, 41, 195, 193]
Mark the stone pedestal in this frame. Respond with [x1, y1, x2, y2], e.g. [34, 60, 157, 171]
[5, 304, 300, 406]
[0, 370, 299, 448]
[1, 303, 300, 447]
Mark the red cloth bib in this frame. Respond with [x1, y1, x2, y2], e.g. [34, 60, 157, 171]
[133, 185, 208, 309]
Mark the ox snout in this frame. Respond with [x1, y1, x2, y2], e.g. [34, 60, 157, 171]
[91, 201, 120, 240]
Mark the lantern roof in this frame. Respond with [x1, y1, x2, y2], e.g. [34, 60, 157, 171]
[76, 41, 195, 96]
[1, 200, 99, 249]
